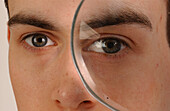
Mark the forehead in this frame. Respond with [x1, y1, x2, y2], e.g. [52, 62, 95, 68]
[8, 0, 166, 12]
[8, 0, 166, 15]
[9, 0, 81, 17]
[8, 0, 167, 31]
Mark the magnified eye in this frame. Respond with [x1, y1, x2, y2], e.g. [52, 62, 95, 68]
[24, 33, 54, 47]
[88, 38, 127, 54]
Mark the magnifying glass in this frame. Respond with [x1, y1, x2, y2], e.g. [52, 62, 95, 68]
[71, 0, 132, 110]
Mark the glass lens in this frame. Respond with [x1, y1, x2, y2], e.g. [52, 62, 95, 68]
[71, 0, 132, 110]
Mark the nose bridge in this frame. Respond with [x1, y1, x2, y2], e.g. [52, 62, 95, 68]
[60, 51, 83, 90]
[62, 48, 85, 90]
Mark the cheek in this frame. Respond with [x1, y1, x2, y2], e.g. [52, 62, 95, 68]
[8, 44, 60, 108]
[9, 56, 42, 110]
[81, 49, 161, 110]
[9, 50, 44, 101]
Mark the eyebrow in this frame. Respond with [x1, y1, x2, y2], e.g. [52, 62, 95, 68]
[8, 13, 57, 31]
[8, 8, 152, 32]
[82, 8, 152, 30]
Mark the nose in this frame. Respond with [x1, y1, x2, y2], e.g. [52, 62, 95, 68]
[51, 49, 96, 110]
[52, 77, 95, 109]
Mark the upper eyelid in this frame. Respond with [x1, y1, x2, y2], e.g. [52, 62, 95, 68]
[22, 32, 49, 40]
[102, 33, 136, 48]
[86, 34, 132, 47]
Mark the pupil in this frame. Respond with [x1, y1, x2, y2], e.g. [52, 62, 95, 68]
[32, 34, 47, 47]
[37, 38, 43, 43]
[102, 38, 121, 53]
[107, 42, 114, 49]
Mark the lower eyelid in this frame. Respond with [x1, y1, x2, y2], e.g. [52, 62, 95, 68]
[21, 41, 49, 51]
[82, 48, 130, 63]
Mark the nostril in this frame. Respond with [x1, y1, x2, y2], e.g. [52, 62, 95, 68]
[56, 100, 61, 104]
[80, 100, 94, 109]
[83, 100, 91, 104]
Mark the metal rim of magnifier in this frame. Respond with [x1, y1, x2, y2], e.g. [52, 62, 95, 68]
[70, 0, 119, 111]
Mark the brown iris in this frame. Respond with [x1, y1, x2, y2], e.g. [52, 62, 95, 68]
[32, 34, 48, 47]
[102, 38, 121, 53]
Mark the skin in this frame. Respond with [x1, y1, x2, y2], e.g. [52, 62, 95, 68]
[7, 0, 170, 111]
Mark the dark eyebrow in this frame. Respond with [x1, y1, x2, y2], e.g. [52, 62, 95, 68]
[8, 13, 57, 31]
[83, 8, 152, 30]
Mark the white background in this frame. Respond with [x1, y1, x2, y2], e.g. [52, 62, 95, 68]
[0, 1, 18, 111]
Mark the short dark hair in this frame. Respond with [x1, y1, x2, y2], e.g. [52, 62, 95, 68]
[4, 0, 170, 46]
[4, 0, 9, 15]
[4, 0, 8, 9]
[167, 0, 170, 46]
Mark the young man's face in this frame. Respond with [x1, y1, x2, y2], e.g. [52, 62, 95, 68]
[8, 0, 170, 111]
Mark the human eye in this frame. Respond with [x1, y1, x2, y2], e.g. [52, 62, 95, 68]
[87, 35, 129, 55]
[23, 33, 55, 48]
